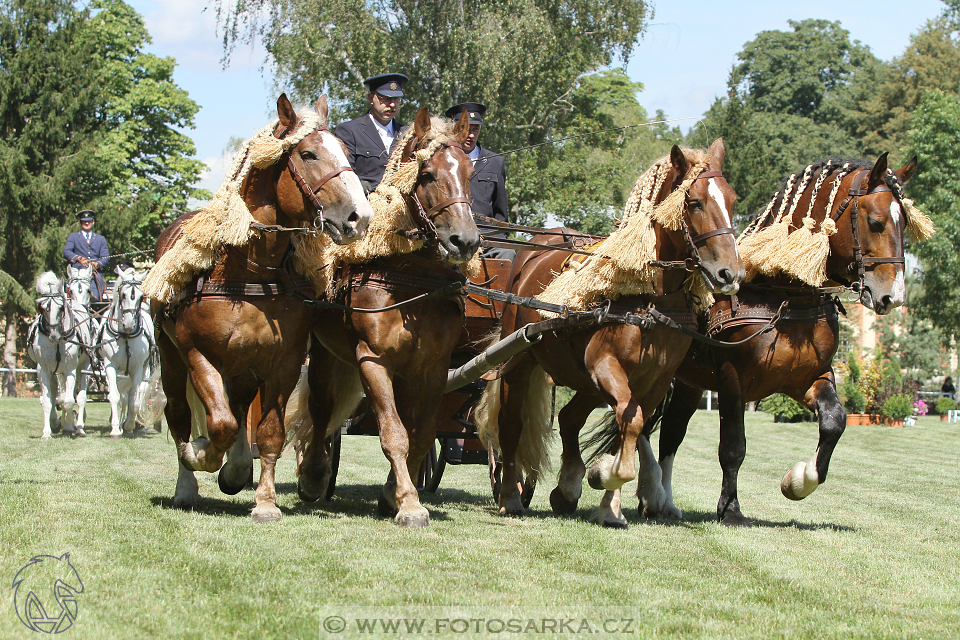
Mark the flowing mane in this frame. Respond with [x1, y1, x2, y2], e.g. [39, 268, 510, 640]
[35, 272, 62, 295]
[738, 157, 934, 286]
[536, 148, 715, 313]
[293, 116, 481, 296]
[143, 107, 326, 303]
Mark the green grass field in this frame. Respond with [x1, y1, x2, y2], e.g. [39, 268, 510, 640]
[1, 397, 958, 639]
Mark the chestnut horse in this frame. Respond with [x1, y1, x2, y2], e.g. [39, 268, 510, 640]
[477, 139, 744, 527]
[294, 108, 479, 528]
[152, 95, 373, 522]
[652, 154, 921, 526]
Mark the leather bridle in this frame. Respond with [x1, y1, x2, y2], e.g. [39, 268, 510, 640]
[283, 125, 358, 233]
[831, 169, 905, 292]
[402, 140, 472, 243]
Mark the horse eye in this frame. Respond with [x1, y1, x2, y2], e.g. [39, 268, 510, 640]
[867, 217, 885, 233]
[420, 171, 436, 182]
[686, 199, 703, 210]
[300, 150, 317, 161]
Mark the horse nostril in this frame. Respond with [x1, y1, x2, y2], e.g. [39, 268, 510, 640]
[347, 209, 359, 224]
[718, 268, 735, 284]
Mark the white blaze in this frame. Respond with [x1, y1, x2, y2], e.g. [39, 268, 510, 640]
[319, 131, 368, 208]
[707, 178, 731, 227]
[889, 200, 902, 231]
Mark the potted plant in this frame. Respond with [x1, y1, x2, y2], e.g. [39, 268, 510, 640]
[882, 393, 913, 428]
[936, 396, 956, 421]
[758, 393, 813, 423]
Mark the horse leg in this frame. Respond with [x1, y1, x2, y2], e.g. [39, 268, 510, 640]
[781, 373, 846, 500]
[598, 488, 627, 529]
[180, 352, 237, 473]
[37, 367, 55, 439]
[157, 327, 201, 508]
[218, 397, 253, 495]
[60, 369, 79, 435]
[252, 396, 283, 523]
[648, 380, 703, 520]
[587, 358, 644, 491]
[549, 391, 598, 516]
[496, 355, 536, 516]
[716, 361, 750, 527]
[74, 370, 88, 437]
[359, 354, 429, 528]
[105, 366, 123, 438]
[396, 373, 445, 521]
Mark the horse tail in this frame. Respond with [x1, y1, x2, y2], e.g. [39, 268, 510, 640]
[474, 376, 502, 453]
[516, 364, 555, 481]
[185, 377, 208, 440]
[282, 356, 363, 455]
[580, 409, 618, 465]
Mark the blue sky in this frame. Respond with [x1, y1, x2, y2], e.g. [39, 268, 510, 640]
[125, 0, 948, 194]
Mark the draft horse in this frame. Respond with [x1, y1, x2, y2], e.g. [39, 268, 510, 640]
[653, 154, 919, 526]
[295, 108, 479, 528]
[478, 139, 744, 527]
[153, 94, 374, 522]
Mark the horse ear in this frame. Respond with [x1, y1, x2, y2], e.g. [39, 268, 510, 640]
[670, 145, 689, 180]
[453, 109, 470, 143]
[867, 152, 889, 188]
[706, 138, 725, 168]
[413, 108, 431, 139]
[314, 95, 329, 121]
[895, 155, 918, 186]
[277, 94, 298, 135]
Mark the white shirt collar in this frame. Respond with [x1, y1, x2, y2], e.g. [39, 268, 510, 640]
[368, 113, 395, 150]
[467, 145, 481, 164]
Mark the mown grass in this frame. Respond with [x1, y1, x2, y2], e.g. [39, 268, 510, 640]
[1, 397, 958, 639]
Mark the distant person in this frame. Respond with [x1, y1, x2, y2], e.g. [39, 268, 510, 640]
[63, 210, 109, 301]
[335, 73, 409, 194]
[444, 102, 512, 260]
[942, 376, 955, 399]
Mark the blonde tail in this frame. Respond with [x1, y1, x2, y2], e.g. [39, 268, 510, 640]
[517, 365, 555, 481]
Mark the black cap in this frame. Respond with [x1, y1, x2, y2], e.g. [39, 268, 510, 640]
[364, 73, 408, 98]
[115, 258, 135, 272]
[77, 210, 95, 222]
[445, 102, 486, 125]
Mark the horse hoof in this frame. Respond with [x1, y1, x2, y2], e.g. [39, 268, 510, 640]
[586, 465, 605, 490]
[720, 513, 752, 528]
[549, 487, 578, 516]
[111, 434, 121, 441]
[41, 434, 52, 440]
[75, 429, 86, 438]
[251, 508, 282, 523]
[601, 519, 629, 530]
[218, 470, 247, 496]
[172, 495, 201, 510]
[377, 494, 398, 518]
[396, 510, 430, 529]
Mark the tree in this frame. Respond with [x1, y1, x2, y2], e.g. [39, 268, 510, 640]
[0, 0, 206, 395]
[215, 0, 651, 226]
[687, 20, 878, 228]
[905, 89, 960, 341]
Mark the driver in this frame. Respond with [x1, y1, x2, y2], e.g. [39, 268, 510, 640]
[63, 210, 110, 301]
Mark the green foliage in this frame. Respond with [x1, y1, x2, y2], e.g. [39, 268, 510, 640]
[214, 0, 660, 230]
[873, 275, 949, 382]
[882, 393, 914, 421]
[935, 395, 957, 414]
[758, 393, 812, 421]
[687, 20, 875, 228]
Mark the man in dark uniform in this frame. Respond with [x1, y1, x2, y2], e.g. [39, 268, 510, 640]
[444, 102, 513, 260]
[63, 210, 110, 301]
[335, 73, 409, 194]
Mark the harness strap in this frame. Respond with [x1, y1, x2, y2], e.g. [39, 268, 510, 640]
[690, 227, 735, 246]
[425, 196, 471, 219]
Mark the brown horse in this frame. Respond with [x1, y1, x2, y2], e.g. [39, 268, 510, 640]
[151, 94, 374, 522]
[652, 154, 922, 526]
[476, 139, 744, 527]
[294, 108, 479, 528]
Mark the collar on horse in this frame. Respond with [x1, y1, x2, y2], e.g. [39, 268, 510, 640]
[830, 169, 905, 291]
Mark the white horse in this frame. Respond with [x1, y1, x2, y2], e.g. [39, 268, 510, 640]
[64, 264, 99, 431]
[26, 272, 95, 438]
[96, 266, 152, 438]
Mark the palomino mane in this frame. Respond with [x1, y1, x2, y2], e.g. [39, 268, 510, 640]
[738, 156, 935, 286]
[536, 148, 716, 314]
[143, 107, 326, 303]
[292, 116, 482, 297]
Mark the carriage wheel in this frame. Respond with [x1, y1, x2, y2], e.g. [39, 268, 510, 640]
[324, 429, 342, 501]
[416, 443, 438, 491]
[424, 441, 446, 493]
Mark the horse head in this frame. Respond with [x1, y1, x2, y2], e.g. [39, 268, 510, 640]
[827, 153, 917, 315]
[662, 139, 743, 294]
[403, 108, 480, 264]
[111, 270, 145, 334]
[65, 264, 93, 309]
[34, 272, 67, 341]
[271, 94, 373, 245]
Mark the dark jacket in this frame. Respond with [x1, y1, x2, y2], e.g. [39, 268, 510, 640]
[63, 231, 110, 300]
[334, 113, 405, 192]
[471, 145, 508, 223]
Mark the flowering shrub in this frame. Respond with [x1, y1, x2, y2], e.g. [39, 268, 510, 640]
[914, 399, 928, 416]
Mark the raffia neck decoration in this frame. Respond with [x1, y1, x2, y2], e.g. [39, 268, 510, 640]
[536, 150, 714, 316]
[143, 108, 324, 303]
[903, 198, 935, 242]
[314, 119, 481, 296]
